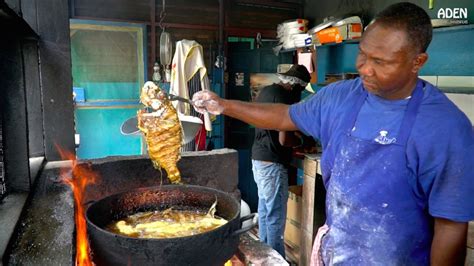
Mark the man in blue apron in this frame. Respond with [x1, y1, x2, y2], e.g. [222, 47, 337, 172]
[193, 2, 473, 265]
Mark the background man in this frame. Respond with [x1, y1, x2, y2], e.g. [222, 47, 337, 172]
[251, 64, 310, 257]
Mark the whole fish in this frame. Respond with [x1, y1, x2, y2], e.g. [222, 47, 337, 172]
[137, 81, 182, 183]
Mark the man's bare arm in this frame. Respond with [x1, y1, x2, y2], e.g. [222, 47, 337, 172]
[431, 217, 467, 266]
[192, 90, 298, 131]
[222, 100, 297, 131]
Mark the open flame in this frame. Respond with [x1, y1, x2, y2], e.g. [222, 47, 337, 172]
[58, 147, 97, 266]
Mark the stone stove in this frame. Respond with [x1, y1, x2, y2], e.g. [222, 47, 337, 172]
[5, 148, 287, 265]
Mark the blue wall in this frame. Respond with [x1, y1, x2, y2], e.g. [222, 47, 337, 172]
[305, 0, 474, 30]
[314, 25, 474, 91]
[421, 25, 474, 76]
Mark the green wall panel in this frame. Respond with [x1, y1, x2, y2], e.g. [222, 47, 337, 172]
[76, 82, 140, 100]
[75, 107, 142, 159]
[421, 25, 474, 76]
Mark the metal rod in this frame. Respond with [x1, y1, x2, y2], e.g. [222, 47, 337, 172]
[150, 0, 156, 70]
[71, 16, 276, 37]
[219, 0, 224, 57]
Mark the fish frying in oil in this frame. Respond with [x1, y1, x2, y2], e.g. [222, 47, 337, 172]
[106, 201, 227, 239]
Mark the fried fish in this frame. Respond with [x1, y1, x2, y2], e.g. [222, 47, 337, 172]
[137, 81, 182, 183]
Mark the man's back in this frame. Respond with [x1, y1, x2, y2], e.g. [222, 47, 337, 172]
[252, 84, 294, 165]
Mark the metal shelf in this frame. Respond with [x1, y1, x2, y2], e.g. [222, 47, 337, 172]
[279, 38, 360, 53]
[280, 25, 472, 53]
[315, 38, 360, 47]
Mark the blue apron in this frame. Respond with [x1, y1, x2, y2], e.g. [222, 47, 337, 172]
[320, 81, 431, 265]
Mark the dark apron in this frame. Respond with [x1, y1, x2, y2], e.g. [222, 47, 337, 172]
[320, 80, 431, 265]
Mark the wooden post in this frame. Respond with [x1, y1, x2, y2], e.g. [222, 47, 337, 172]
[300, 157, 326, 266]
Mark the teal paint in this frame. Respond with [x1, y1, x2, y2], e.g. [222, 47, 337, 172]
[157, 82, 171, 92]
[75, 108, 142, 159]
[75, 102, 139, 107]
[75, 82, 140, 100]
[228, 37, 255, 49]
[315, 25, 473, 89]
[421, 25, 474, 76]
[297, 168, 304, 185]
[210, 82, 224, 149]
[316, 42, 359, 85]
[71, 19, 147, 159]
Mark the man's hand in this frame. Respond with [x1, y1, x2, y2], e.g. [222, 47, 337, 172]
[192, 90, 225, 115]
[431, 217, 467, 266]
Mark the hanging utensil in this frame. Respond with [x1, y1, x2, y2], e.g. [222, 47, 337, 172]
[159, 32, 172, 69]
[158, 0, 172, 81]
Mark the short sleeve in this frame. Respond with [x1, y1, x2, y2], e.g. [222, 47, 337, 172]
[289, 92, 323, 139]
[410, 110, 474, 222]
[289, 80, 358, 142]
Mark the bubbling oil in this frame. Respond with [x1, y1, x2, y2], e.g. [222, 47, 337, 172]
[106, 208, 227, 239]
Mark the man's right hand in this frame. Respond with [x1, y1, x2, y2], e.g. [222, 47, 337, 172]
[192, 90, 225, 115]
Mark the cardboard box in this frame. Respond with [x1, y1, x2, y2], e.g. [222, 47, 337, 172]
[285, 218, 301, 249]
[284, 185, 303, 252]
[315, 23, 362, 45]
[285, 218, 301, 262]
[287, 185, 303, 225]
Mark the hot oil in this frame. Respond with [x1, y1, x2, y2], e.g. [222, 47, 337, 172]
[106, 208, 227, 239]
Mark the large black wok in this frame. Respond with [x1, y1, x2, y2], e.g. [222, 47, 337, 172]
[86, 185, 255, 266]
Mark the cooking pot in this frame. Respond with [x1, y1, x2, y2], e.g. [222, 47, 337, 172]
[86, 185, 256, 266]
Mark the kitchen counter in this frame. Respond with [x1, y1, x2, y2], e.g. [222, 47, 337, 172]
[289, 153, 326, 265]
[291, 152, 322, 176]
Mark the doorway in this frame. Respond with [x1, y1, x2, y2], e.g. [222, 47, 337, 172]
[226, 38, 293, 211]
[70, 20, 147, 159]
